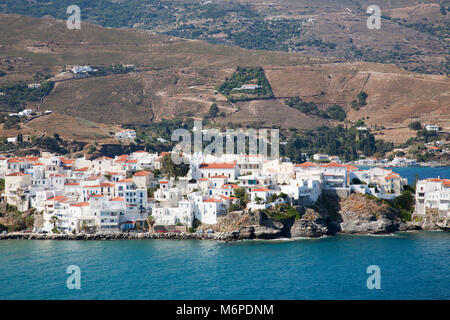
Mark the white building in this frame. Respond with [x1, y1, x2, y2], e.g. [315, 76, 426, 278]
[415, 178, 450, 216]
[198, 161, 240, 181]
[115, 129, 137, 140]
[313, 154, 329, 161]
[425, 124, 439, 132]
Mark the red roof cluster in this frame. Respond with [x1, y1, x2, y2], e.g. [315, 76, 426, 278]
[199, 161, 237, 169]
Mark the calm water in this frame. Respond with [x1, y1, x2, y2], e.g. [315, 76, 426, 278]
[0, 232, 449, 300]
[386, 166, 450, 185]
[1, 166, 449, 300]
[357, 166, 450, 185]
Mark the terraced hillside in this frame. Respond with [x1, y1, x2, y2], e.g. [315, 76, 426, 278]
[0, 14, 448, 145]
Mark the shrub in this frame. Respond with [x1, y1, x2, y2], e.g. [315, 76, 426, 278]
[408, 121, 422, 130]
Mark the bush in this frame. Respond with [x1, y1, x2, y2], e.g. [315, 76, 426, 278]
[326, 104, 346, 121]
[408, 121, 422, 130]
[261, 203, 300, 221]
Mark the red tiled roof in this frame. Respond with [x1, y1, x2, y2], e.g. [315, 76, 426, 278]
[199, 161, 237, 169]
[88, 194, 103, 198]
[385, 174, 400, 180]
[47, 195, 67, 202]
[221, 184, 239, 189]
[295, 162, 318, 167]
[100, 182, 115, 187]
[252, 187, 269, 192]
[159, 180, 169, 184]
[65, 182, 80, 186]
[32, 162, 45, 166]
[134, 170, 152, 176]
[220, 195, 238, 200]
[6, 172, 29, 176]
[110, 196, 125, 201]
[8, 158, 26, 163]
[70, 202, 89, 207]
[204, 198, 224, 203]
[74, 167, 89, 172]
[321, 162, 346, 168]
[117, 178, 133, 183]
[49, 173, 66, 177]
[321, 162, 357, 172]
[61, 159, 76, 164]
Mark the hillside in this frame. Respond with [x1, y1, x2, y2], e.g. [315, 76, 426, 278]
[0, 13, 448, 148]
[1, 0, 448, 74]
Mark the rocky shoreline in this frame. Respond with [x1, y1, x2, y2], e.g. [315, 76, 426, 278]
[1, 194, 447, 242]
[0, 231, 240, 242]
[0, 220, 442, 242]
[0, 224, 445, 242]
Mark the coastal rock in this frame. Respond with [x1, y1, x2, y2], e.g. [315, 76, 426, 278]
[338, 194, 404, 234]
[289, 199, 341, 238]
[400, 221, 422, 231]
[290, 219, 328, 238]
[253, 225, 283, 239]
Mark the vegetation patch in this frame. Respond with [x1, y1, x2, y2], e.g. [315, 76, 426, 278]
[216, 66, 274, 102]
[260, 203, 301, 221]
[0, 81, 54, 112]
[283, 124, 393, 163]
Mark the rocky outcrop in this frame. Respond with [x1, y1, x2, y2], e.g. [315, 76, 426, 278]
[418, 209, 450, 231]
[289, 206, 337, 238]
[338, 194, 404, 234]
[0, 231, 240, 242]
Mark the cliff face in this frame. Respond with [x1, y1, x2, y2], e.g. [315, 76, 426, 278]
[290, 206, 339, 238]
[204, 194, 412, 239]
[418, 208, 450, 231]
[338, 194, 405, 234]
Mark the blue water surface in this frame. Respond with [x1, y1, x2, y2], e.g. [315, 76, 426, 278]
[358, 166, 450, 185]
[0, 232, 449, 300]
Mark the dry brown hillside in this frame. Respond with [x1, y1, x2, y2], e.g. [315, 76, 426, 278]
[0, 14, 448, 144]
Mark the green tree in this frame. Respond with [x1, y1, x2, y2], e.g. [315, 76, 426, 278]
[50, 215, 59, 233]
[161, 154, 190, 179]
[208, 103, 219, 118]
[16, 133, 23, 144]
[408, 121, 422, 130]
[146, 215, 155, 233]
[234, 187, 249, 208]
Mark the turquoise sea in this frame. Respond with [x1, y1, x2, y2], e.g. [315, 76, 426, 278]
[0, 167, 449, 300]
[0, 232, 449, 300]
[358, 165, 450, 185]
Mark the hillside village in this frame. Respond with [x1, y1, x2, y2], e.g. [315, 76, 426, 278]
[1, 147, 448, 235]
